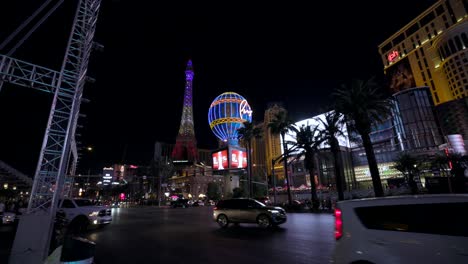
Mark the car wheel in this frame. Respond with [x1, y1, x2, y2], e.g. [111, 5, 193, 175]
[217, 214, 229, 228]
[257, 214, 271, 228]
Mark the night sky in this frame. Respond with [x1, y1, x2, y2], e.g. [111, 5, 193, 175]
[0, 0, 437, 176]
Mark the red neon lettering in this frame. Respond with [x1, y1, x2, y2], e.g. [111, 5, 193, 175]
[388, 50, 399, 62]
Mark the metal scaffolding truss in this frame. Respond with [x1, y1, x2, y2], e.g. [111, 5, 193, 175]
[0, 0, 102, 262]
[0, 55, 60, 93]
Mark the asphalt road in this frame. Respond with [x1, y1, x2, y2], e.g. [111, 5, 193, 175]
[84, 206, 335, 264]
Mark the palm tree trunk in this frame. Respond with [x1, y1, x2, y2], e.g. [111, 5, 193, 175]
[408, 173, 418, 194]
[309, 175, 318, 203]
[331, 139, 345, 201]
[307, 170, 319, 210]
[307, 153, 319, 210]
[281, 133, 293, 206]
[361, 133, 384, 197]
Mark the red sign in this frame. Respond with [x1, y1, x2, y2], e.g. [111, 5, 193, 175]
[387, 50, 399, 62]
[212, 150, 228, 170]
[230, 149, 248, 169]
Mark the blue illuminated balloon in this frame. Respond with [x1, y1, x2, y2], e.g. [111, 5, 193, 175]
[208, 92, 253, 145]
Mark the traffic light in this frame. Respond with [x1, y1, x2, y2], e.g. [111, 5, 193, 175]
[230, 176, 232, 181]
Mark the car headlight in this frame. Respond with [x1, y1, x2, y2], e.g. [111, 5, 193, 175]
[268, 210, 280, 214]
[89, 211, 99, 217]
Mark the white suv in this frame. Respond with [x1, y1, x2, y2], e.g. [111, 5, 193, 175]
[332, 194, 468, 264]
[59, 198, 112, 233]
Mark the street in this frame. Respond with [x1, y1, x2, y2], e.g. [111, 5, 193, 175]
[1, 207, 335, 264]
[85, 206, 335, 264]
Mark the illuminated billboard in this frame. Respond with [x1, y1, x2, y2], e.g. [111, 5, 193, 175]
[102, 167, 114, 185]
[212, 149, 228, 170]
[284, 110, 350, 152]
[386, 56, 416, 94]
[230, 149, 248, 169]
[212, 147, 248, 170]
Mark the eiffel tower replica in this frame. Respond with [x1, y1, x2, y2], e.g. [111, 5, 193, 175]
[172, 60, 199, 163]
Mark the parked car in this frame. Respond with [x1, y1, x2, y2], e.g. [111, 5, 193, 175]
[193, 200, 205, 207]
[58, 198, 112, 233]
[213, 198, 287, 228]
[255, 197, 270, 205]
[332, 194, 468, 264]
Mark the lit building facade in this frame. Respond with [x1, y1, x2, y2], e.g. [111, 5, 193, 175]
[164, 145, 216, 199]
[351, 86, 444, 184]
[378, 0, 467, 105]
[251, 131, 267, 179]
[392, 86, 444, 150]
[435, 97, 468, 139]
[168, 165, 223, 199]
[263, 103, 285, 178]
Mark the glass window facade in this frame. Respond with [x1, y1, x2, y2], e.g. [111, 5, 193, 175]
[392, 87, 443, 150]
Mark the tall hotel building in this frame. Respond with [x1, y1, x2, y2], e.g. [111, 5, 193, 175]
[263, 103, 285, 178]
[378, 0, 468, 139]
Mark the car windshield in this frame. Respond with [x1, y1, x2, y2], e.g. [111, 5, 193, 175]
[74, 199, 96, 207]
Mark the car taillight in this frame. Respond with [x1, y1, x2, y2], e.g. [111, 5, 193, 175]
[213, 207, 218, 210]
[335, 208, 343, 240]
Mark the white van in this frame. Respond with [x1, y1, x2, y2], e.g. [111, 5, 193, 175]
[332, 194, 468, 264]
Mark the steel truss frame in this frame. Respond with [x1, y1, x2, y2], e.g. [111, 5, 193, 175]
[0, 0, 102, 262]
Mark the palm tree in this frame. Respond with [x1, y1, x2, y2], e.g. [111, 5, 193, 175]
[393, 153, 420, 194]
[289, 124, 324, 210]
[268, 109, 296, 205]
[237, 121, 263, 198]
[334, 77, 392, 197]
[317, 111, 346, 201]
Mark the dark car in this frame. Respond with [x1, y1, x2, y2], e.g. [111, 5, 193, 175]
[213, 198, 287, 228]
[171, 199, 189, 208]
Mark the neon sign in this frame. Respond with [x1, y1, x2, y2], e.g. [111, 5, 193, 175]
[387, 50, 399, 62]
[230, 149, 248, 169]
[239, 100, 253, 117]
[212, 150, 228, 170]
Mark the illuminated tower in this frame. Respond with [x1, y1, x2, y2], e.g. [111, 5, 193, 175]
[172, 60, 198, 162]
